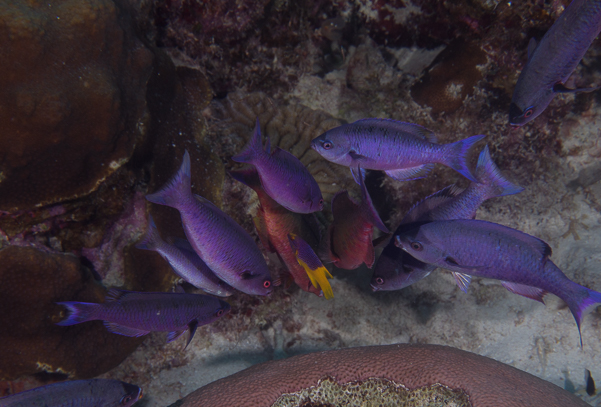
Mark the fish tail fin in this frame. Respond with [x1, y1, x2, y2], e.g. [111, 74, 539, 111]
[307, 266, 334, 300]
[146, 150, 192, 209]
[135, 214, 164, 251]
[475, 145, 524, 198]
[56, 301, 99, 326]
[566, 285, 601, 348]
[444, 134, 486, 182]
[231, 118, 264, 164]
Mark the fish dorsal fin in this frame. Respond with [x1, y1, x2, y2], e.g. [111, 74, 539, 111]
[358, 171, 389, 232]
[170, 237, 195, 253]
[401, 185, 460, 224]
[104, 322, 150, 337]
[352, 118, 437, 143]
[194, 194, 223, 212]
[166, 330, 186, 343]
[385, 164, 434, 182]
[452, 272, 472, 293]
[553, 83, 601, 94]
[228, 167, 262, 191]
[105, 288, 130, 302]
[527, 37, 538, 60]
[501, 281, 547, 304]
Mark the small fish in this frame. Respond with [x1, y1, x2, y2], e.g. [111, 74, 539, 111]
[395, 219, 601, 345]
[371, 145, 522, 291]
[311, 118, 484, 183]
[509, 0, 601, 126]
[229, 167, 323, 296]
[0, 379, 141, 407]
[232, 118, 324, 214]
[136, 215, 234, 297]
[146, 150, 273, 296]
[586, 369, 596, 396]
[325, 168, 389, 269]
[288, 233, 334, 299]
[57, 289, 230, 347]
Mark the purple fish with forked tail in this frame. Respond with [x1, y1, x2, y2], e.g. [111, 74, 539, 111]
[395, 219, 601, 345]
[0, 379, 142, 407]
[136, 215, 234, 297]
[146, 150, 273, 296]
[325, 167, 389, 270]
[509, 0, 601, 126]
[371, 145, 523, 291]
[57, 289, 230, 347]
[232, 118, 324, 213]
[311, 118, 484, 183]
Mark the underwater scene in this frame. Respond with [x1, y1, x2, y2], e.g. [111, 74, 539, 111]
[2, 0, 601, 406]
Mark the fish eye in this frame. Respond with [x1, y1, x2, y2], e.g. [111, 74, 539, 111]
[121, 395, 132, 405]
[410, 242, 423, 251]
[524, 107, 534, 118]
[375, 277, 384, 285]
[323, 141, 333, 150]
[263, 280, 271, 288]
[216, 309, 224, 317]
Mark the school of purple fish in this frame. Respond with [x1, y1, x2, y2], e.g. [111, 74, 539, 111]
[4, 2, 600, 404]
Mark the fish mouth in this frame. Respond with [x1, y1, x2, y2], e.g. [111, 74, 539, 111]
[508, 102, 523, 125]
[370, 283, 381, 292]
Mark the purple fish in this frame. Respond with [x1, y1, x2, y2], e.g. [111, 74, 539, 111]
[57, 289, 230, 347]
[325, 168, 389, 270]
[509, 0, 601, 126]
[146, 150, 273, 296]
[232, 118, 324, 213]
[288, 233, 334, 299]
[0, 379, 142, 407]
[136, 215, 234, 297]
[311, 118, 484, 183]
[395, 219, 601, 345]
[371, 145, 523, 291]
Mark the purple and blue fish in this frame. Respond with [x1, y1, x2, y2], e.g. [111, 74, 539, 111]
[146, 150, 273, 296]
[395, 219, 601, 345]
[0, 379, 141, 407]
[57, 289, 230, 347]
[311, 118, 484, 183]
[232, 118, 324, 213]
[325, 167, 389, 270]
[136, 215, 234, 297]
[372, 145, 523, 291]
[509, 0, 601, 126]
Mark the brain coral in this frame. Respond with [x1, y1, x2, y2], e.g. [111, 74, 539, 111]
[172, 344, 588, 407]
[0, 0, 153, 212]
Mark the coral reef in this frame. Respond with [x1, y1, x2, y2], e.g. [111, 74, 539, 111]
[172, 344, 588, 406]
[0, 0, 153, 212]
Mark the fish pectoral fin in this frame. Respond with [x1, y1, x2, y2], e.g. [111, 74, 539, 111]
[350, 166, 366, 184]
[385, 164, 434, 182]
[501, 281, 547, 304]
[166, 330, 186, 343]
[105, 288, 131, 302]
[349, 150, 368, 161]
[103, 322, 150, 337]
[451, 272, 472, 293]
[186, 320, 199, 348]
[553, 83, 601, 94]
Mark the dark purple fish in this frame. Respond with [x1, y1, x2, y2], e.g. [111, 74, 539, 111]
[509, 0, 601, 126]
[146, 150, 273, 296]
[57, 289, 230, 347]
[136, 215, 234, 297]
[395, 219, 601, 345]
[371, 145, 523, 291]
[311, 118, 484, 183]
[0, 379, 141, 407]
[325, 168, 389, 270]
[232, 118, 324, 213]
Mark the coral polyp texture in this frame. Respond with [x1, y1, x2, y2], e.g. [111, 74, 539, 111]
[173, 344, 587, 407]
[0, 0, 153, 212]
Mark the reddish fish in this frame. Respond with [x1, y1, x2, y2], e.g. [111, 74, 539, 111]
[229, 167, 323, 296]
[325, 170, 389, 269]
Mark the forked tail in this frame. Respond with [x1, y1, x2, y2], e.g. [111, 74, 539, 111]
[475, 145, 524, 198]
[444, 134, 486, 182]
[146, 150, 192, 208]
[56, 302, 99, 326]
[564, 282, 601, 348]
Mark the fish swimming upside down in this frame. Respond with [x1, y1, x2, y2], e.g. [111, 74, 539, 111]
[395, 219, 601, 345]
[311, 118, 484, 183]
[57, 289, 231, 347]
[509, 0, 601, 126]
[288, 233, 334, 299]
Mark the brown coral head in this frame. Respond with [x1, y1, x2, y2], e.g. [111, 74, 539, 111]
[173, 343, 588, 407]
[411, 42, 487, 115]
